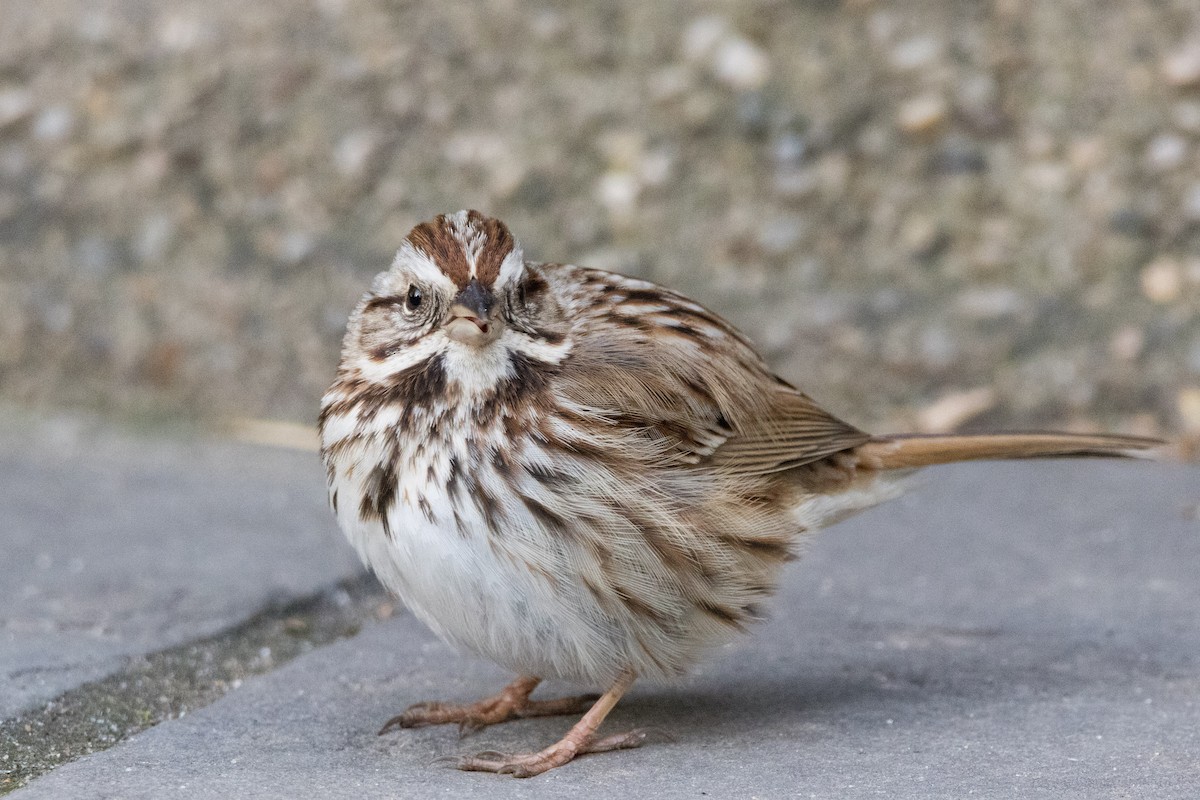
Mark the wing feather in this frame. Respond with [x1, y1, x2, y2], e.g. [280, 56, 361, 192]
[551, 267, 868, 475]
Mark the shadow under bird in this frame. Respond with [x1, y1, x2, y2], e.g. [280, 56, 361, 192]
[318, 210, 1163, 777]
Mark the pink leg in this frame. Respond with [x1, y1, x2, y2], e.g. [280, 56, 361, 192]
[454, 671, 649, 778]
[379, 675, 599, 737]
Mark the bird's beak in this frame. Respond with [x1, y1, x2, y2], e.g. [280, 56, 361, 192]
[444, 279, 501, 346]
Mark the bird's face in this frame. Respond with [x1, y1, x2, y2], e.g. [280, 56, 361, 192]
[346, 210, 568, 390]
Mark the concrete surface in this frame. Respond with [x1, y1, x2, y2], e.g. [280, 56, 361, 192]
[0, 416, 361, 719]
[5, 440, 1198, 797]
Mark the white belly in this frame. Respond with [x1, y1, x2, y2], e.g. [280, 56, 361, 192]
[329, 434, 632, 684]
[326, 425, 912, 686]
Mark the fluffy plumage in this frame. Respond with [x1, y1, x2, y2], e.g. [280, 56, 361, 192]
[318, 210, 1161, 776]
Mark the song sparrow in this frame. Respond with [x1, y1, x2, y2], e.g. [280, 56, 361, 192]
[319, 210, 1160, 777]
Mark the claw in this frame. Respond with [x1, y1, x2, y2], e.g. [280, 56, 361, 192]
[457, 717, 487, 738]
[377, 715, 405, 736]
[465, 750, 509, 761]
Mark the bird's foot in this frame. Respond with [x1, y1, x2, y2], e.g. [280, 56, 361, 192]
[378, 675, 599, 737]
[452, 728, 652, 777]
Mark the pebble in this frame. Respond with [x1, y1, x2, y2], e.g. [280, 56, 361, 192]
[929, 136, 987, 174]
[889, 36, 943, 72]
[897, 93, 948, 135]
[1023, 162, 1069, 194]
[1188, 337, 1200, 375]
[76, 10, 115, 43]
[756, 216, 805, 256]
[34, 294, 74, 334]
[735, 91, 769, 135]
[0, 144, 30, 179]
[954, 287, 1029, 320]
[637, 148, 673, 187]
[900, 214, 946, 258]
[772, 166, 818, 198]
[917, 387, 998, 433]
[1067, 137, 1105, 171]
[1173, 101, 1200, 133]
[1162, 42, 1200, 88]
[818, 153, 851, 195]
[919, 324, 959, 370]
[955, 72, 1005, 133]
[33, 106, 75, 142]
[135, 214, 177, 264]
[488, 160, 527, 199]
[1181, 184, 1200, 222]
[682, 16, 728, 62]
[1109, 325, 1145, 361]
[648, 66, 692, 103]
[279, 231, 316, 264]
[1144, 133, 1187, 172]
[681, 16, 770, 91]
[1109, 208, 1155, 238]
[0, 190, 16, 223]
[1023, 130, 1056, 159]
[867, 11, 898, 45]
[595, 171, 639, 219]
[1178, 389, 1200, 433]
[1140, 257, 1183, 304]
[158, 14, 213, 54]
[771, 130, 807, 165]
[0, 88, 33, 130]
[75, 236, 117, 278]
[333, 129, 379, 179]
[597, 130, 645, 170]
[712, 36, 770, 91]
[530, 9, 566, 42]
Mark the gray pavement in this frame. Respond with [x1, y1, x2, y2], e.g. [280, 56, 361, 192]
[3, 422, 1199, 797]
[0, 416, 361, 719]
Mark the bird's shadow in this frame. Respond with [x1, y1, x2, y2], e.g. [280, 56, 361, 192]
[549, 625, 1153, 744]
[373, 618, 1167, 761]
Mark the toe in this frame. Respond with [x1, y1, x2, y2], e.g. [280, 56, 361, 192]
[457, 716, 488, 738]
[582, 728, 648, 753]
[452, 752, 513, 773]
[377, 715, 407, 735]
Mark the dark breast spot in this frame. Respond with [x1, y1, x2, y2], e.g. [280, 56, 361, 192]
[358, 461, 397, 539]
[521, 494, 567, 530]
[323, 355, 448, 425]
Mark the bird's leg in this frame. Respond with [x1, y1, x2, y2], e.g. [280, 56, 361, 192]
[454, 671, 648, 778]
[379, 675, 600, 737]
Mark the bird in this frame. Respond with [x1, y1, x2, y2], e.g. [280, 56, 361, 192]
[318, 209, 1162, 777]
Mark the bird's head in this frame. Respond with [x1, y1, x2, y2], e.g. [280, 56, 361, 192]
[344, 210, 569, 393]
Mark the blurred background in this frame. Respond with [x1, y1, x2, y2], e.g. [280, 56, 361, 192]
[1, 0, 1198, 447]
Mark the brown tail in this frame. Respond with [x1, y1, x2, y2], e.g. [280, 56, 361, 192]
[855, 432, 1165, 470]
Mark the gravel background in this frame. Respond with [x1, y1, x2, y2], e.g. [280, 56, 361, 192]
[2, 0, 1199, 443]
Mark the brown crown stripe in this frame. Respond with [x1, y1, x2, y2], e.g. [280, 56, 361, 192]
[407, 216, 471, 287]
[469, 210, 516, 287]
[405, 212, 517, 289]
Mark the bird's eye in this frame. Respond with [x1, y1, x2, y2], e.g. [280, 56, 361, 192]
[405, 285, 423, 311]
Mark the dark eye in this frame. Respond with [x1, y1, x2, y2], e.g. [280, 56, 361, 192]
[405, 285, 423, 311]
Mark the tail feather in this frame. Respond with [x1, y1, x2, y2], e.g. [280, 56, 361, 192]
[855, 432, 1165, 471]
